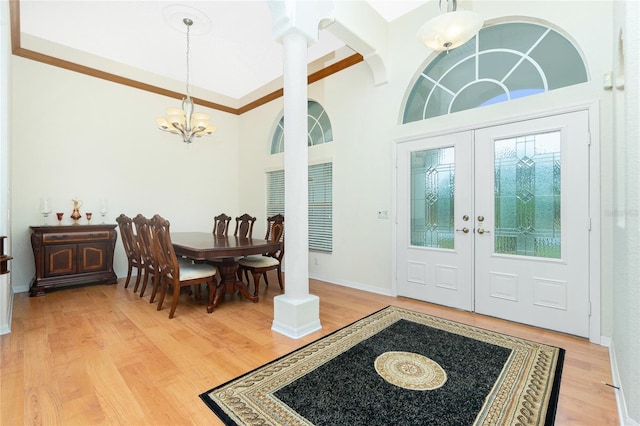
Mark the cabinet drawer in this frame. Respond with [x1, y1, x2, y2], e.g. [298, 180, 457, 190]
[43, 231, 111, 244]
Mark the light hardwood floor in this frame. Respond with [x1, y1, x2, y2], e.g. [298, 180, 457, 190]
[1, 273, 618, 425]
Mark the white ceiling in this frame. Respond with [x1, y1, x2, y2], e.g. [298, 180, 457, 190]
[17, 1, 427, 105]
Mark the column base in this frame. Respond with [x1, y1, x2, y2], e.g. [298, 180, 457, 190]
[272, 294, 321, 339]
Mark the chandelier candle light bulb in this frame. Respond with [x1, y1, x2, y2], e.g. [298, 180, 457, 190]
[156, 17, 217, 143]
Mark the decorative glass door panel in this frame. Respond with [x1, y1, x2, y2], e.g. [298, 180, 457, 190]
[494, 132, 561, 258]
[410, 147, 455, 249]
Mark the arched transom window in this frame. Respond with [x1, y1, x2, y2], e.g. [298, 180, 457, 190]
[271, 100, 333, 154]
[403, 21, 588, 123]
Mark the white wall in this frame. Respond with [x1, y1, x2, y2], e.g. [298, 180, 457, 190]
[10, 57, 241, 292]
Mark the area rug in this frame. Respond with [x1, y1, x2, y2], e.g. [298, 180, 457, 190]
[199, 306, 564, 425]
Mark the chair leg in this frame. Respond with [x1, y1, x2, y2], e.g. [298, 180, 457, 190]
[124, 263, 133, 288]
[168, 284, 181, 319]
[132, 268, 143, 293]
[277, 266, 283, 289]
[156, 279, 168, 311]
[150, 273, 160, 303]
[206, 279, 216, 313]
[251, 272, 262, 297]
[263, 272, 269, 287]
[139, 269, 150, 297]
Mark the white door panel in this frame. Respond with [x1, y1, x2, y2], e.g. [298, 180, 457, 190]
[474, 111, 590, 336]
[397, 132, 473, 311]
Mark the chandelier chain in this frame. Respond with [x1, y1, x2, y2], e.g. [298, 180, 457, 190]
[185, 19, 191, 98]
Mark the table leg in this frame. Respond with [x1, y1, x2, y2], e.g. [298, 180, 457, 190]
[211, 257, 258, 309]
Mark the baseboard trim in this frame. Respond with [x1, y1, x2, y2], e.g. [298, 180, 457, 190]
[12, 284, 29, 293]
[0, 287, 13, 335]
[607, 340, 639, 426]
[308, 273, 393, 296]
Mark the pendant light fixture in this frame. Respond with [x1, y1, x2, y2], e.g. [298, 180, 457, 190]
[417, 0, 483, 52]
[156, 18, 216, 144]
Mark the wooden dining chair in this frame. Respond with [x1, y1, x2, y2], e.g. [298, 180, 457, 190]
[212, 213, 232, 236]
[234, 213, 256, 238]
[151, 214, 218, 319]
[211, 213, 258, 269]
[116, 214, 144, 291]
[132, 214, 159, 299]
[237, 214, 284, 296]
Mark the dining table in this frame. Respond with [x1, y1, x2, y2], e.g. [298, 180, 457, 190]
[170, 232, 281, 311]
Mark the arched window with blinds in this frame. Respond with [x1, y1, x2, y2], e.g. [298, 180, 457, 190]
[267, 100, 333, 253]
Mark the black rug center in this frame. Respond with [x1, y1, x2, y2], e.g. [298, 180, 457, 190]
[274, 319, 512, 426]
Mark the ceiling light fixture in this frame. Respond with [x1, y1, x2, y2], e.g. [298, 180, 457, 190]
[156, 18, 216, 144]
[417, 0, 483, 52]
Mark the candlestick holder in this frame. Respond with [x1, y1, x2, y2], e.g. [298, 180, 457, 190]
[40, 197, 52, 225]
[99, 199, 108, 223]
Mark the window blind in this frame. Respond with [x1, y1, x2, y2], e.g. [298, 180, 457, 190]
[308, 163, 333, 252]
[266, 162, 333, 253]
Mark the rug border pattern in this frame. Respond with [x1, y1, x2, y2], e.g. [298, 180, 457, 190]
[200, 306, 564, 426]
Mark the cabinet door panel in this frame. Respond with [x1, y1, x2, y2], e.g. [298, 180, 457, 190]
[78, 242, 108, 273]
[44, 244, 77, 276]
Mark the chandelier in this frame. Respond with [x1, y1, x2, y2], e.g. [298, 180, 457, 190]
[156, 18, 216, 143]
[417, 0, 483, 52]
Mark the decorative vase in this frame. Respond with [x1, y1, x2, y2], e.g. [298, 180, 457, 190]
[70, 198, 83, 225]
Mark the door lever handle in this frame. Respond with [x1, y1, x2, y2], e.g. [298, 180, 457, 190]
[455, 227, 470, 234]
[477, 228, 491, 235]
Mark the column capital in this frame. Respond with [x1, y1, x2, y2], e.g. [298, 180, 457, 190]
[268, 0, 334, 44]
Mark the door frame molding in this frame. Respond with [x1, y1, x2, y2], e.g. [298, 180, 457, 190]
[392, 101, 601, 343]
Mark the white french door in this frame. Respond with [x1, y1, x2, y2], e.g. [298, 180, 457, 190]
[396, 131, 474, 311]
[397, 111, 592, 337]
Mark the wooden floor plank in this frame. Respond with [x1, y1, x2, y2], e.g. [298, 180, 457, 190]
[1, 274, 618, 425]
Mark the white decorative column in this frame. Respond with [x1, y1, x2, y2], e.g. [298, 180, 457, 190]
[268, 1, 332, 338]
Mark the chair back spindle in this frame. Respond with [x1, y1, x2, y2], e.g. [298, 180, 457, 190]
[234, 213, 257, 239]
[213, 213, 232, 236]
[265, 214, 285, 260]
[133, 214, 157, 299]
[151, 214, 179, 282]
[116, 214, 143, 290]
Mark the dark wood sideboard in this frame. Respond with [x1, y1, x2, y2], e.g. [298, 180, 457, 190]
[29, 224, 118, 296]
[0, 236, 12, 275]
